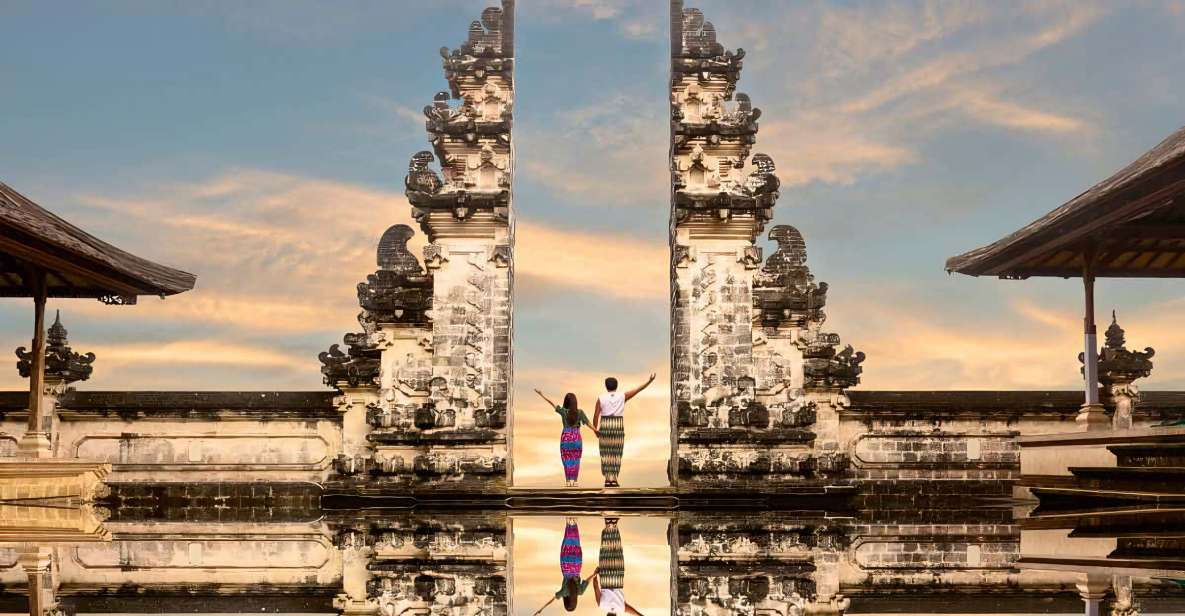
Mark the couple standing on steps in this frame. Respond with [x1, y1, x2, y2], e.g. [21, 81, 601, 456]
[535, 373, 656, 488]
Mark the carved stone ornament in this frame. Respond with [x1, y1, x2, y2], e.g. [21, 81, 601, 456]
[16, 311, 95, 384]
[754, 225, 828, 326]
[406, 151, 444, 197]
[675, 7, 745, 86]
[440, 5, 512, 94]
[1079, 311, 1155, 385]
[318, 330, 381, 389]
[356, 224, 433, 325]
[803, 332, 865, 390]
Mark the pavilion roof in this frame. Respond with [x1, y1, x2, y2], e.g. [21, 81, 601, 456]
[0, 181, 196, 300]
[946, 125, 1185, 279]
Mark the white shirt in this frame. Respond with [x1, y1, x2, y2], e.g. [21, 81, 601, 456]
[599, 588, 625, 612]
[598, 391, 625, 417]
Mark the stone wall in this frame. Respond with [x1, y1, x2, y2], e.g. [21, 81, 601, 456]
[672, 510, 1133, 616]
[0, 392, 339, 486]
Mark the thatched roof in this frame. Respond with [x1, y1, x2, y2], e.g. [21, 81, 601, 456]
[0, 181, 196, 299]
[946, 125, 1185, 279]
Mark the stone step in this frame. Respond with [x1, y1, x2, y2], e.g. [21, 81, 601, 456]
[1109, 443, 1185, 467]
[1068, 466, 1185, 494]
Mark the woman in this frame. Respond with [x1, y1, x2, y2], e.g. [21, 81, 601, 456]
[553, 517, 589, 611]
[535, 389, 596, 486]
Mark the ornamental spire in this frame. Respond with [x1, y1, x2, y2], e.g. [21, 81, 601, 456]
[16, 310, 95, 384]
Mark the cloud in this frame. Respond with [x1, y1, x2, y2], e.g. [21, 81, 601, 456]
[759, 119, 918, 187]
[827, 286, 1185, 391]
[519, 94, 667, 205]
[951, 89, 1087, 134]
[361, 95, 426, 130]
[832, 3, 1105, 116]
[621, 17, 658, 39]
[722, 1, 1104, 188]
[516, 223, 667, 301]
[93, 340, 309, 371]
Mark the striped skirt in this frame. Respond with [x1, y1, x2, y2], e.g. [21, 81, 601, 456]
[598, 522, 624, 589]
[599, 416, 624, 479]
[560, 427, 583, 481]
[560, 520, 582, 577]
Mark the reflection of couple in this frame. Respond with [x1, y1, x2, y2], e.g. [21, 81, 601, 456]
[540, 517, 643, 615]
[535, 373, 656, 488]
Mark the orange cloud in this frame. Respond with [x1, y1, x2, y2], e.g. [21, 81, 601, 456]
[516, 223, 667, 302]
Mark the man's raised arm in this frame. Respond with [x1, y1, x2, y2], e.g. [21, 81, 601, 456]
[623, 373, 657, 402]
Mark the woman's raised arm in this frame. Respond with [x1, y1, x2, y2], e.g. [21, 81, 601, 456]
[534, 388, 557, 408]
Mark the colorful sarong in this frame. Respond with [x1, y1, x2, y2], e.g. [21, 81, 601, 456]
[598, 521, 624, 589]
[599, 415, 624, 481]
[560, 520, 582, 577]
[560, 427, 583, 481]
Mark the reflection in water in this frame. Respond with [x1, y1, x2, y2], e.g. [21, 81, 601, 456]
[516, 516, 670, 616]
[594, 518, 629, 614]
[555, 518, 589, 611]
[3, 499, 1185, 614]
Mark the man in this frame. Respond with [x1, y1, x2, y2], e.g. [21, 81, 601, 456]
[592, 517, 644, 616]
[592, 373, 655, 488]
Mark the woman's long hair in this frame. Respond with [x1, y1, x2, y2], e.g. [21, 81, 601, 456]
[562, 576, 579, 611]
[562, 393, 579, 426]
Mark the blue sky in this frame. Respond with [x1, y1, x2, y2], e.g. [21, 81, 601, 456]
[3, 1, 1185, 485]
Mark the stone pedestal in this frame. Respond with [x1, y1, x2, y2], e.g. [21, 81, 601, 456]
[1076, 574, 1110, 616]
[1076, 403, 1110, 431]
[16, 431, 54, 458]
[17, 546, 59, 616]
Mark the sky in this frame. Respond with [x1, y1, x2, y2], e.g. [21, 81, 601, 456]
[2, 0, 1185, 488]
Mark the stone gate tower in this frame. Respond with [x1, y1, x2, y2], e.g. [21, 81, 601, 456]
[322, 1, 515, 493]
[669, 1, 864, 489]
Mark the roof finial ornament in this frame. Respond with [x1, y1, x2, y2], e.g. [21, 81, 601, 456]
[16, 310, 95, 384]
[1105, 309, 1126, 350]
[48, 310, 68, 347]
[1082, 309, 1154, 385]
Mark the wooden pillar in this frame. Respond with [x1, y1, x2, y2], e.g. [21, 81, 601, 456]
[18, 546, 58, 616]
[1082, 264, 1099, 406]
[1077, 253, 1108, 429]
[18, 267, 53, 457]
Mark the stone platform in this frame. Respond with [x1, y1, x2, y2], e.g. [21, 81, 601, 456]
[321, 484, 857, 512]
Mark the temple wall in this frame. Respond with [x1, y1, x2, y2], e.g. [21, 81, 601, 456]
[5, 389, 1183, 493]
[0, 392, 339, 486]
[331, 511, 510, 616]
[59, 521, 341, 590]
[673, 512, 1102, 616]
